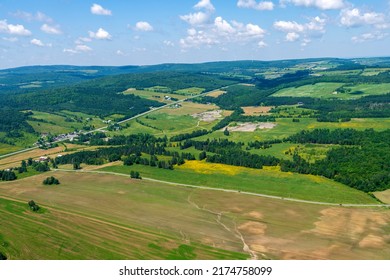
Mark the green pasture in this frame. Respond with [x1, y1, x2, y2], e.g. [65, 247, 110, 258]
[272, 83, 345, 99]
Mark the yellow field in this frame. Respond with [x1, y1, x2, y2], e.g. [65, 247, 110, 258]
[158, 102, 218, 116]
[374, 189, 390, 204]
[242, 106, 273, 116]
[206, 90, 226, 97]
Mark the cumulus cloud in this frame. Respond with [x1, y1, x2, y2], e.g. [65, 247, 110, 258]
[89, 28, 112, 40]
[286, 32, 300, 41]
[30, 38, 51, 47]
[135, 21, 154, 32]
[194, 0, 215, 11]
[340, 8, 386, 28]
[180, 12, 209, 26]
[41, 23, 62, 35]
[237, 0, 275, 11]
[274, 16, 326, 43]
[0, 19, 31, 36]
[180, 16, 265, 48]
[281, 0, 345, 10]
[91, 3, 112, 16]
[351, 31, 388, 43]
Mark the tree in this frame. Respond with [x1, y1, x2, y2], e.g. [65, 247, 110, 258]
[73, 160, 81, 170]
[27, 158, 33, 166]
[43, 176, 60, 185]
[130, 171, 141, 179]
[20, 160, 27, 173]
[28, 200, 40, 212]
[199, 151, 207, 160]
[223, 127, 230, 136]
[0, 252, 7, 260]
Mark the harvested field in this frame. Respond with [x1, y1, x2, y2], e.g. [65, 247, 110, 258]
[1, 171, 389, 260]
[242, 106, 274, 116]
[227, 122, 276, 132]
[207, 90, 226, 97]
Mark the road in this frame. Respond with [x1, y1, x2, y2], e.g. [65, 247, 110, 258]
[54, 168, 390, 208]
[0, 87, 224, 158]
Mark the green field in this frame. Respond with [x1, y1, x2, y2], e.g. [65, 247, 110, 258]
[341, 83, 390, 97]
[174, 87, 205, 96]
[27, 111, 104, 135]
[272, 83, 345, 99]
[99, 161, 377, 204]
[194, 118, 390, 143]
[123, 89, 186, 102]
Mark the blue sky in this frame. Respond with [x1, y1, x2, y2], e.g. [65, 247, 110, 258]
[0, 0, 389, 68]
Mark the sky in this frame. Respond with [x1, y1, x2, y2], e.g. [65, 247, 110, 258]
[1, 0, 390, 69]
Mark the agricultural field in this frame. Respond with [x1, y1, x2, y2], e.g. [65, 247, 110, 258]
[99, 161, 377, 204]
[1, 171, 389, 260]
[272, 83, 345, 99]
[1, 58, 390, 261]
[194, 118, 390, 143]
[123, 88, 186, 103]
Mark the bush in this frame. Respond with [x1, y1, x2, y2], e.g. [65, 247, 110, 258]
[28, 200, 40, 212]
[43, 176, 60, 185]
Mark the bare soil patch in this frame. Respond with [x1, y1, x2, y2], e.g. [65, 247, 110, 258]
[242, 106, 273, 116]
[226, 122, 276, 132]
[192, 110, 224, 122]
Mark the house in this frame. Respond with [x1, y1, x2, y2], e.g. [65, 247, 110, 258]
[39, 156, 49, 162]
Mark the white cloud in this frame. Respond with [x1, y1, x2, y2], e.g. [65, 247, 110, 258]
[163, 40, 175, 47]
[237, 0, 275, 11]
[41, 23, 62, 35]
[286, 32, 300, 41]
[64, 44, 92, 54]
[135, 21, 154, 32]
[75, 37, 92, 44]
[116, 50, 125, 56]
[11, 11, 53, 23]
[281, 0, 345, 10]
[194, 0, 215, 11]
[340, 8, 386, 28]
[274, 16, 326, 43]
[75, 44, 92, 52]
[258, 40, 267, 47]
[91, 3, 112, 16]
[214, 17, 235, 33]
[273, 21, 305, 33]
[180, 17, 266, 48]
[0, 19, 31, 36]
[352, 31, 388, 43]
[89, 28, 112, 40]
[180, 12, 209, 26]
[30, 38, 51, 47]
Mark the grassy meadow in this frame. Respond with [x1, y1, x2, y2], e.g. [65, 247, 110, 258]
[99, 161, 378, 204]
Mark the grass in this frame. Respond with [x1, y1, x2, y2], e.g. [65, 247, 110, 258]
[272, 83, 345, 99]
[99, 161, 378, 204]
[194, 118, 390, 143]
[0, 172, 248, 260]
[123, 89, 186, 103]
[373, 189, 390, 204]
[174, 87, 205, 96]
[27, 111, 104, 135]
[342, 83, 390, 97]
[1, 171, 389, 260]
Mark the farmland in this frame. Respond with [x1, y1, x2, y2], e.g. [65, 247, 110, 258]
[0, 171, 389, 260]
[0, 58, 390, 260]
